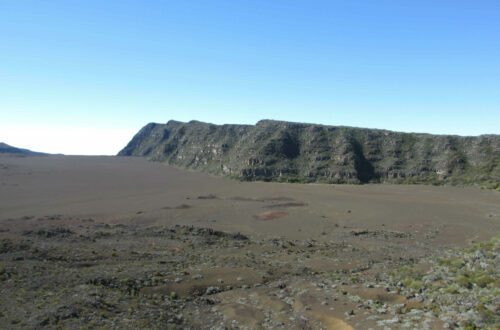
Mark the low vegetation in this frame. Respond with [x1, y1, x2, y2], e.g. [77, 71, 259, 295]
[1, 214, 498, 328]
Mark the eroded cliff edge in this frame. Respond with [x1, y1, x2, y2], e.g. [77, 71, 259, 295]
[119, 120, 500, 188]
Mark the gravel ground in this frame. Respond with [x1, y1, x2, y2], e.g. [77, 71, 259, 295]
[1, 214, 498, 329]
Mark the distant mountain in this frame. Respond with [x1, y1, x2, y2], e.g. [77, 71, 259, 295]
[0, 142, 48, 155]
[119, 120, 500, 189]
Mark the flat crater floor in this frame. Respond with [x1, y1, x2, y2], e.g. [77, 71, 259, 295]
[1, 155, 499, 245]
[0, 155, 499, 329]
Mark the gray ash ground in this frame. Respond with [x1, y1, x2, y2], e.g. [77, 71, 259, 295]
[1, 215, 498, 329]
[1, 156, 500, 329]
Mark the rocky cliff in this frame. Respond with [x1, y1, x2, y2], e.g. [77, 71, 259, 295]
[119, 120, 500, 188]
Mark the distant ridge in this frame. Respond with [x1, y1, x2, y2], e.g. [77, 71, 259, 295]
[0, 142, 49, 156]
[119, 120, 500, 189]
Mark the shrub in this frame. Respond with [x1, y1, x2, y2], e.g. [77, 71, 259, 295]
[473, 275, 495, 288]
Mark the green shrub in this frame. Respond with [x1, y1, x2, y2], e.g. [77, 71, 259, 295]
[472, 275, 495, 288]
[456, 275, 472, 288]
[409, 280, 424, 290]
[445, 285, 460, 294]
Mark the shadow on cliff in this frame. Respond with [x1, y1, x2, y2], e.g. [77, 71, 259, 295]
[352, 140, 379, 183]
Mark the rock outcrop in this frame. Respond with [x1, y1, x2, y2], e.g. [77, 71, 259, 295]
[119, 120, 500, 188]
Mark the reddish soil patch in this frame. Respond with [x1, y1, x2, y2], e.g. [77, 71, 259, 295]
[255, 211, 289, 220]
[264, 201, 307, 208]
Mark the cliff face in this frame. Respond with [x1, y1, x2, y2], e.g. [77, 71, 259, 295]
[119, 120, 500, 188]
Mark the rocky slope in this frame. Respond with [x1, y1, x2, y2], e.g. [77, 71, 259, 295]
[0, 142, 48, 156]
[119, 120, 500, 188]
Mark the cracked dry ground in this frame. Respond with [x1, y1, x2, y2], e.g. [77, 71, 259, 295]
[2, 213, 498, 329]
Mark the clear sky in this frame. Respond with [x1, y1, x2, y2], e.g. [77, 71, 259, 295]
[1, 1, 499, 155]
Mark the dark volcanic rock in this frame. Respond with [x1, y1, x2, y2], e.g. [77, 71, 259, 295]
[118, 120, 500, 187]
[0, 142, 48, 156]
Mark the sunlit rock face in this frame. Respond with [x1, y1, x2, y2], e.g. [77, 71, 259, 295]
[119, 119, 500, 187]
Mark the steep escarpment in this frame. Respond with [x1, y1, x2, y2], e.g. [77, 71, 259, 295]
[119, 120, 500, 188]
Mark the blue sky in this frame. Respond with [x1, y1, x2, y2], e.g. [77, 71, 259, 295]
[1, 1, 499, 154]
